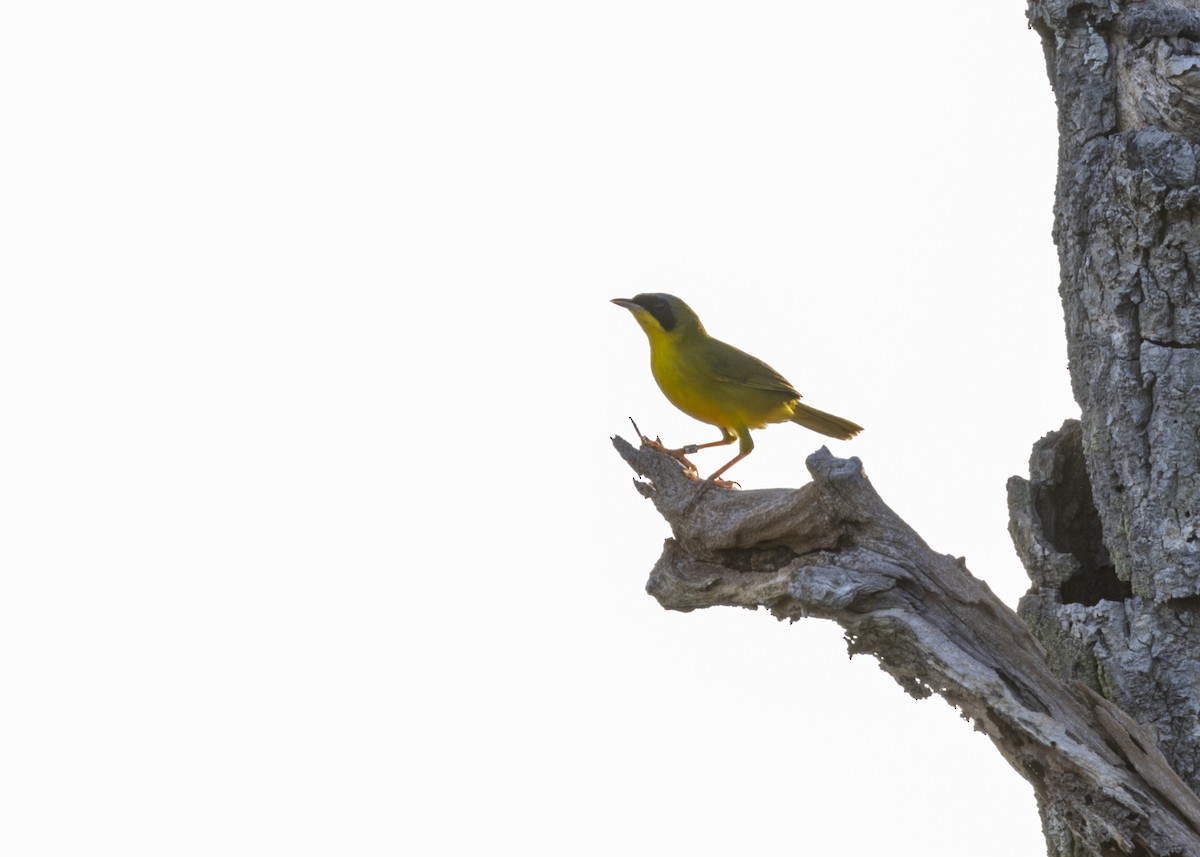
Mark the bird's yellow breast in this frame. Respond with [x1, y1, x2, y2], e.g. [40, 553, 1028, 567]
[645, 326, 797, 430]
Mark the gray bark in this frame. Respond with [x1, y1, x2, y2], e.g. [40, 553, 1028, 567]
[1012, 0, 1200, 853]
[616, 438, 1200, 855]
[615, 2, 1200, 854]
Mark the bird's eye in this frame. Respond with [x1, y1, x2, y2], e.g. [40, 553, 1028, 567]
[644, 297, 675, 332]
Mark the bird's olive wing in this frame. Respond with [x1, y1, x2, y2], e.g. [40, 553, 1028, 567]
[704, 338, 801, 398]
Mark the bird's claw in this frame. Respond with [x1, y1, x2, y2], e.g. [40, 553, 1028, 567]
[640, 435, 669, 453]
[665, 446, 699, 473]
[639, 435, 700, 474]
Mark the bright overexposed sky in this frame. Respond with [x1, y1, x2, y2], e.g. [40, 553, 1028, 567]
[3, 2, 1071, 854]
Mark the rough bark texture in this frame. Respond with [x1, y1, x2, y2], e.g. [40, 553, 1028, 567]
[1011, 1, 1200, 854]
[616, 438, 1200, 856]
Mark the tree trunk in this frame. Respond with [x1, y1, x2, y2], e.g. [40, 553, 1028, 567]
[1011, 0, 1200, 853]
[615, 2, 1200, 854]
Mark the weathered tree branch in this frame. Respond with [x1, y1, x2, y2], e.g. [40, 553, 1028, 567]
[615, 435, 1200, 857]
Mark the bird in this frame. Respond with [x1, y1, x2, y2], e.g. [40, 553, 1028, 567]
[612, 292, 862, 483]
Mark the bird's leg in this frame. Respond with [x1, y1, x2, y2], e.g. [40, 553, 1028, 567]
[706, 428, 753, 487]
[636, 434, 699, 477]
[667, 427, 737, 475]
[674, 427, 738, 455]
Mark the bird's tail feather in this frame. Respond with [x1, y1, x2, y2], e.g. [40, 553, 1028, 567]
[789, 403, 863, 440]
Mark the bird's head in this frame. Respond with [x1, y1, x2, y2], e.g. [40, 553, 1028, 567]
[610, 293, 705, 339]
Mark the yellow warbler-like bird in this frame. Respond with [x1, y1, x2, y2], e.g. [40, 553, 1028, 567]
[612, 293, 862, 482]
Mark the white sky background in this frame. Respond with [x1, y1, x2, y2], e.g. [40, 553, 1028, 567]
[2, 2, 1073, 855]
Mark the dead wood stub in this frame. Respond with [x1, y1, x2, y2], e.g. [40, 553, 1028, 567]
[615, 435, 1200, 856]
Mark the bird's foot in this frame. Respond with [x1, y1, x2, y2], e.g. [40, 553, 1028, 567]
[665, 446, 701, 474]
[708, 476, 741, 489]
[639, 434, 701, 475]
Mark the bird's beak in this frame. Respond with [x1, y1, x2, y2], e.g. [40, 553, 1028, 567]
[611, 298, 640, 311]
